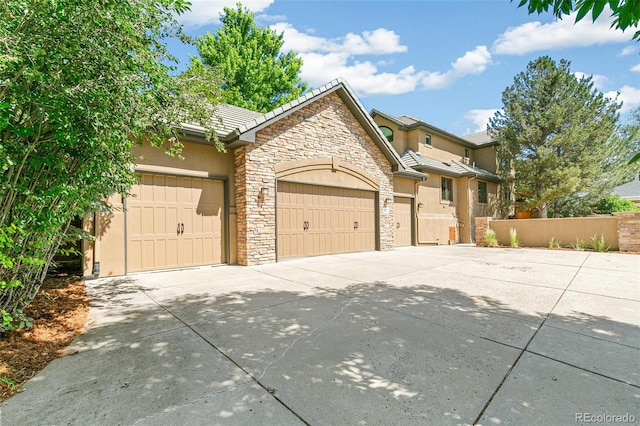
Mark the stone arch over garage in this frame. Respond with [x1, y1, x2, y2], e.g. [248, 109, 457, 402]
[275, 158, 379, 191]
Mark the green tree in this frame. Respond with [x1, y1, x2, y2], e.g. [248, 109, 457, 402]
[490, 56, 632, 218]
[514, 0, 640, 40]
[195, 3, 308, 113]
[0, 0, 222, 330]
[594, 194, 639, 214]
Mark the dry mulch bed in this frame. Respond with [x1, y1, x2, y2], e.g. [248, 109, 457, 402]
[0, 274, 89, 401]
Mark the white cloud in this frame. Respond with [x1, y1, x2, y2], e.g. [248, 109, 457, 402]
[272, 22, 491, 96]
[298, 52, 424, 96]
[256, 13, 287, 23]
[619, 46, 639, 56]
[422, 46, 492, 90]
[493, 11, 629, 55]
[271, 23, 407, 55]
[605, 86, 640, 113]
[177, 0, 274, 27]
[574, 72, 609, 90]
[465, 109, 499, 133]
[632, 64, 640, 72]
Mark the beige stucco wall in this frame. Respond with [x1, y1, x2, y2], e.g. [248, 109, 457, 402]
[235, 92, 395, 265]
[84, 140, 235, 277]
[489, 217, 619, 250]
[473, 146, 497, 174]
[415, 173, 458, 244]
[82, 193, 125, 277]
[416, 132, 467, 163]
[373, 115, 412, 154]
[393, 176, 417, 198]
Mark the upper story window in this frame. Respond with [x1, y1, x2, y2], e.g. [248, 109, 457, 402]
[478, 181, 488, 204]
[441, 177, 453, 202]
[380, 126, 393, 142]
[464, 148, 470, 158]
[425, 135, 432, 146]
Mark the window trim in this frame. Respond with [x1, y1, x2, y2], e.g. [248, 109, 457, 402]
[425, 134, 432, 146]
[441, 177, 453, 202]
[379, 126, 394, 142]
[478, 181, 488, 204]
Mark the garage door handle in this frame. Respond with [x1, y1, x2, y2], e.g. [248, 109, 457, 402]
[396, 222, 400, 229]
[177, 223, 181, 235]
[181, 223, 184, 235]
[303, 221, 309, 230]
[354, 221, 359, 230]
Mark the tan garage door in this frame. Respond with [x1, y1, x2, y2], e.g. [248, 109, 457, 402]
[394, 197, 413, 247]
[127, 173, 224, 273]
[277, 181, 375, 259]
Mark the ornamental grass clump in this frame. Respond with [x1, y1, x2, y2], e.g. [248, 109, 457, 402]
[509, 228, 520, 248]
[485, 229, 498, 247]
[591, 234, 610, 252]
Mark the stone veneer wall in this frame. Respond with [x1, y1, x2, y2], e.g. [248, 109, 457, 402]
[613, 212, 640, 252]
[474, 217, 490, 248]
[235, 92, 395, 265]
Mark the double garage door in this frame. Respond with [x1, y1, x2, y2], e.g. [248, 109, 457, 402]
[277, 181, 376, 259]
[126, 173, 224, 273]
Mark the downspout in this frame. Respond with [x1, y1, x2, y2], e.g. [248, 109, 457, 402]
[81, 212, 100, 280]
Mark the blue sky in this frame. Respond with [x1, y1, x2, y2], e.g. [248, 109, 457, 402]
[172, 0, 640, 136]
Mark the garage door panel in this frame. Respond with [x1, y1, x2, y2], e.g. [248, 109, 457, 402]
[127, 173, 224, 273]
[277, 181, 375, 259]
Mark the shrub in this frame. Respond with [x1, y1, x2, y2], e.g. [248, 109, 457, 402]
[569, 237, 587, 251]
[591, 234, 610, 252]
[509, 228, 520, 248]
[548, 237, 561, 249]
[594, 195, 639, 214]
[485, 229, 498, 247]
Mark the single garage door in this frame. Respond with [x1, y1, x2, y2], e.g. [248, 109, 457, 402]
[394, 197, 413, 247]
[127, 173, 224, 273]
[277, 181, 376, 259]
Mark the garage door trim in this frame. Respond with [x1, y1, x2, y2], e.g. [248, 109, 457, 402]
[125, 169, 229, 274]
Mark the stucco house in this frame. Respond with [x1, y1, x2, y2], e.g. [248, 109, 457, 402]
[83, 79, 427, 277]
[83, 79, 503, 278]
[370, 111, 501, 245]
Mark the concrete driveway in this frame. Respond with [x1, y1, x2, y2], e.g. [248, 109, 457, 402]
[2, 246, 639, 425]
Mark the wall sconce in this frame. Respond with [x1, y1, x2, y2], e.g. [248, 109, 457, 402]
[417, 202, 424, 209]
[258, 187, 269, 202]
[384, 198, 390, 207]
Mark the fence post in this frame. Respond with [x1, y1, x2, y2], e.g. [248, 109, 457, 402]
[475, 217, 492, 247]
[613, 212, 640, 252]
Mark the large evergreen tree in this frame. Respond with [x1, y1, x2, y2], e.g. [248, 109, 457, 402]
[195, 3, 308, 113]
[489, 56, 634, 218]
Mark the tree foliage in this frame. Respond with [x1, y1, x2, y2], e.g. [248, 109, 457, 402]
[490, 56, 635, 218]
[594, 194, 639, 214]
[195, 3, 308, 113]
[515, 0, 640, 40]
[0, 0, 222, 330]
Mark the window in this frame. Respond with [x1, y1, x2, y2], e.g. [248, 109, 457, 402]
[441, 177, 453, 202]
[425, 135, 432, 146]
[478, 181, 488, 204]
[380, 126, 393, 142]
[464, 148, 470, 158]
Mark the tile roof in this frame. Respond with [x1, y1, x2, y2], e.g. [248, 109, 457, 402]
[400, 149, 500, 182]
[461, 130, 496, 147]
[178, 78, 426, 179]
[370, 109, 479, 149]
[612, 176, 640, 200]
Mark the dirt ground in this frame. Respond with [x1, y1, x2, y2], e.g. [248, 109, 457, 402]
[0, 275, 88, 401]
